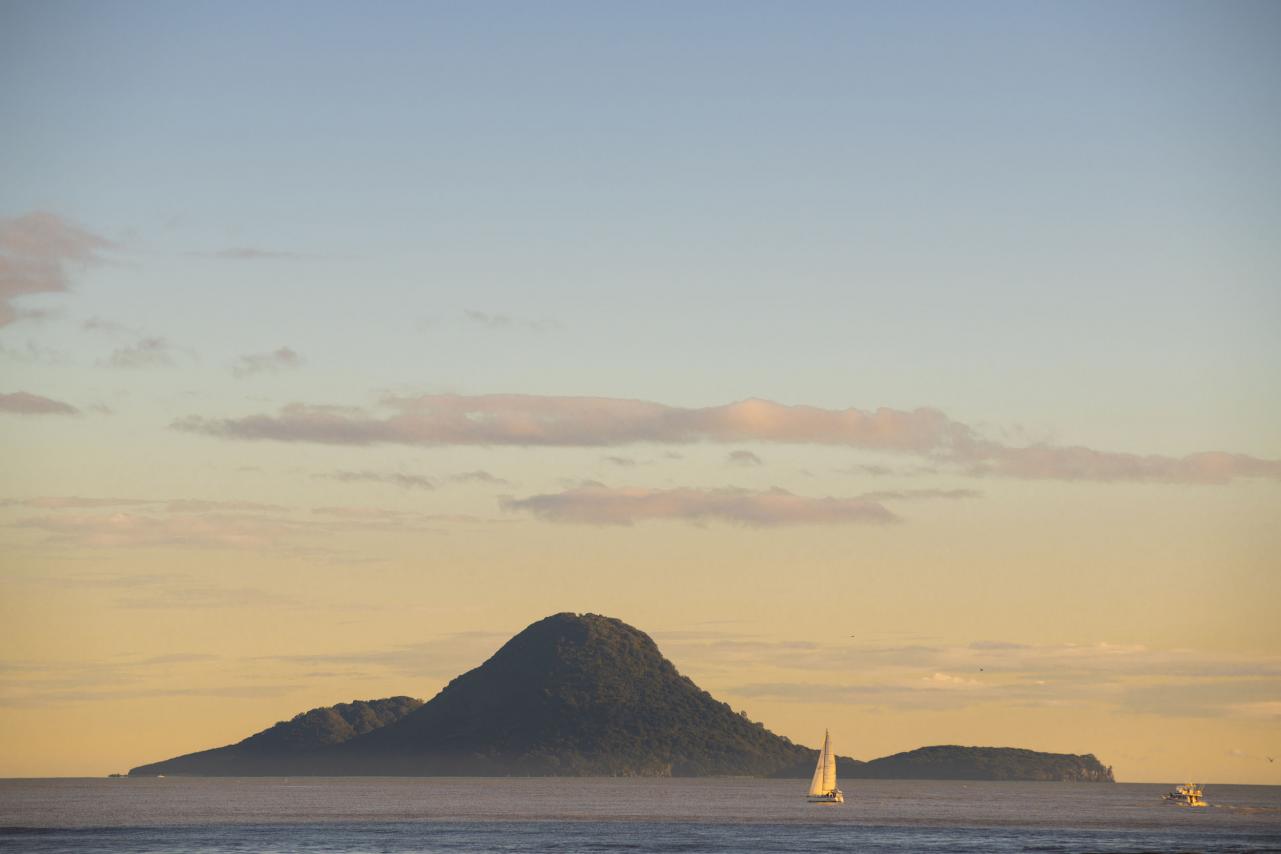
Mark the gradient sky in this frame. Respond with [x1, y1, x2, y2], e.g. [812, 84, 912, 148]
[2, 0, 1279, 783]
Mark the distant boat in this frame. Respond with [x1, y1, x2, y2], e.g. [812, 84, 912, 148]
[807, 729, 844, 804]
[1163, 783, 1206, 807]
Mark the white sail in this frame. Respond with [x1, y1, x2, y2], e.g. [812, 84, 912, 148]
[821, 729, 837, 793]
[807, 732, 827, 796]
[806, 728, 844, 803]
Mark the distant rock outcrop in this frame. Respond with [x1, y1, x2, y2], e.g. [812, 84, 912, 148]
[130, 697, 422, 776]
[773, 745, 1113, 782]
[130, 613, 1113, 782]
[855, 746, 1113, 782]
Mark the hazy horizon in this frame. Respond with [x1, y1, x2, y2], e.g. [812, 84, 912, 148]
[2, 0, 1278, 784]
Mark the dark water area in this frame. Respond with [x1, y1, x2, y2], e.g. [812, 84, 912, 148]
[2, 777, 1279, 853]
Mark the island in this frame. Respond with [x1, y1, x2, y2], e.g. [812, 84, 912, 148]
[130, 612, 1113, 782]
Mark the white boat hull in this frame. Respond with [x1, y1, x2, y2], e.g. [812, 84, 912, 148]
[808, 790, 844, 804]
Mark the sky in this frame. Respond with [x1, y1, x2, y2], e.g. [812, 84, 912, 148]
[1, 0, 1279, 783]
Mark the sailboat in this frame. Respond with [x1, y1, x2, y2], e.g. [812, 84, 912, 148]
[807, 729, 844, 804]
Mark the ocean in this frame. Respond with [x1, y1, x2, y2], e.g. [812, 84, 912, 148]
[1, 777, 1278, 853]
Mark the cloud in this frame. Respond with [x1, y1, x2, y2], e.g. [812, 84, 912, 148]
[312, 506, 414, 520]
[970, 445, 1281, 484]
[1118, 680, 1281, 719]
[657, 628, 1281, 717]
[1226, 701, 1281, 720]
[161, 499, 285, 513]
[0, 391, 79, 416]
[0, 648, 277, 708]
[461, 309, 557, 332]
[727, 450, 764, 466]
[463, 309, 513, 328]
[0, 497, 280, 512]
[840, 463, 940, 477]
[858, 488, 982, 501]
[0, 682, 299, 707]
[113, 583, 295, 610]
[11, 511, 311, 550]
[323, 469, 436, 490]
[173, 394, 1281, 484]
[727, 677, 1055, 712]
[175, 394, 972, 451]
[970, 640, 1030, 651]
[0, 496, 149, 509]
[195, 247, 299, 260]
[500, 484, 899, 527]
[0, 339, 70, 365]
[8, 306, 62, 324]
[82, 316, 138, 335]
[0, 211, 112, 326]
[449, 470, 509, 485]
[309, 505, 510, 534]
[232, 346, 303, 378]
[103, 336, 177, 368]
[255, 631, 511, 680]
[603, 455, 638, 467]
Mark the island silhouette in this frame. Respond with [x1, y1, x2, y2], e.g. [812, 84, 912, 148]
[130, 613, 1113, 781]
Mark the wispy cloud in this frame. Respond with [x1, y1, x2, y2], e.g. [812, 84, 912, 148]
[0, 211, 112, 326]
[501, 484, 899, 527]
[461, 309, 558, 332]
[174, 394, 1281, 484]
[161, 499, 285, 513]
[449, 470, 509, 485]
[194, 247, 300, 260]
[82, 316, 139, 335]
[312, 506, 415, 520]
[323, 470, 436, 490]
[254, 630, 510, 681]
[602, 455, 638, 467]
[727, 450, 763, 466]
[0, 391, 79, 416]
[103, 336, 178, 369]
[7, 306, 63, 325]
[1, 496, 148, 509]
[233, 346, 303, 378]
[113, 583, 296, 610]
[857, 488, 981, 501]
[968, 446, 1281, 484]
[655, 628, 1281, 718]
[1117, 680, 1281, 719]
[11, 510, 311, 550]
[0, 497, 280, 512]
[0, 338, 71, 365]
[0, 681, 299, 708]
[318, 468, 508, 490]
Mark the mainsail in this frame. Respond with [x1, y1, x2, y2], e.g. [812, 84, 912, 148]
[822, 729, 836, 792]
[808, 729, 836, 796]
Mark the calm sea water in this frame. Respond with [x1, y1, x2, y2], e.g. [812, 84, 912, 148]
[1, 777, 1279, 853]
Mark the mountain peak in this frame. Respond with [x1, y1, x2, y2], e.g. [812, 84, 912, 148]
[346, 612, 803, 775]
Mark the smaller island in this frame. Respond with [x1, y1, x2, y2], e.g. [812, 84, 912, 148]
[773, 745, 1113, 782]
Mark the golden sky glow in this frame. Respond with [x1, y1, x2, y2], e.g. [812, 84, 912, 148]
[3, 2, 1280, 784]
